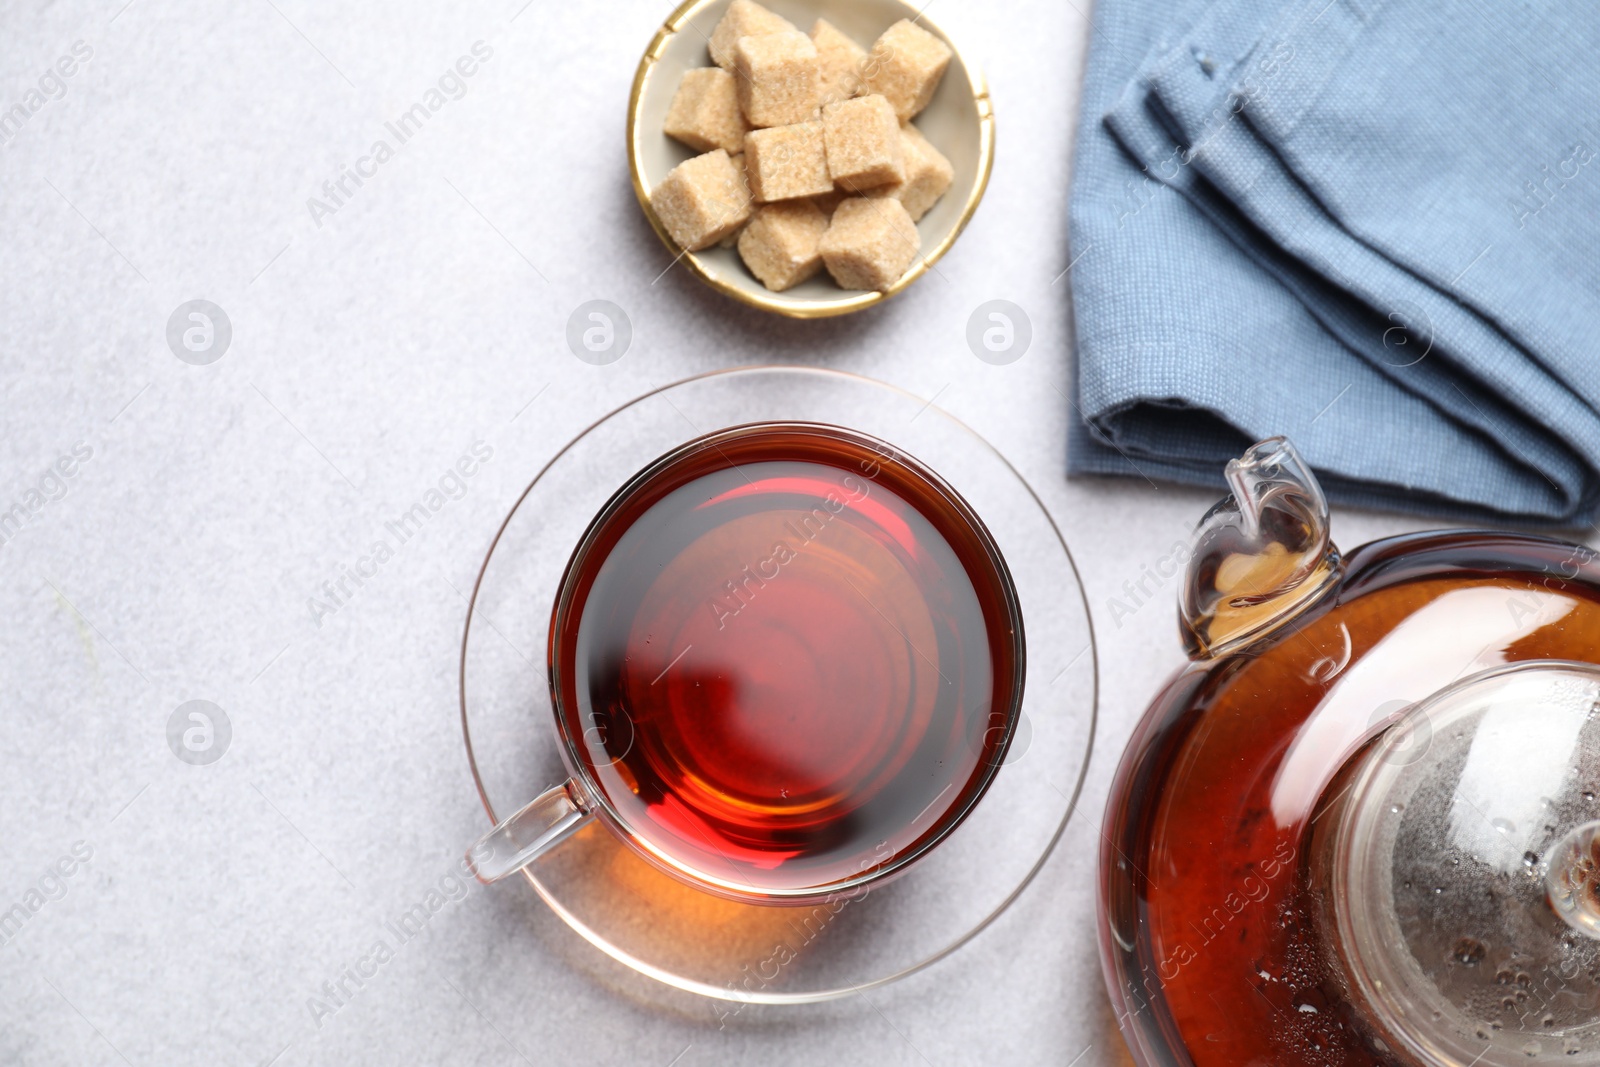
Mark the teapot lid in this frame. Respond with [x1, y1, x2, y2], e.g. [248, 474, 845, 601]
[1328, 661, 1600, 1065]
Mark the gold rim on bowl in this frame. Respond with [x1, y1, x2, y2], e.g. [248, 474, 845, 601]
[625, 0, 996, 319]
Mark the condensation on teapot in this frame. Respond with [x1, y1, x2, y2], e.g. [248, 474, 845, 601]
[1322, 662, 1600, 1066]
[1180, 437, 1343, 658]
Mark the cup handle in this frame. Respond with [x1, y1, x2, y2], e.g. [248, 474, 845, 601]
[466, 781, 592, 884]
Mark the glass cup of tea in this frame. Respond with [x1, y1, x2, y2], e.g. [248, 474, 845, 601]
[465, 421, 1025, 905]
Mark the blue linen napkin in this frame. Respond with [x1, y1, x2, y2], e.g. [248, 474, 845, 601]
[1068, 0, 1600, 525]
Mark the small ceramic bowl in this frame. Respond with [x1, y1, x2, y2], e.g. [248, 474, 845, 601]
[627, 0, 994, 319]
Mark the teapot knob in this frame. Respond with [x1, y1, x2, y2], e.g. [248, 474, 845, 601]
[1548, 819, 1600, 940]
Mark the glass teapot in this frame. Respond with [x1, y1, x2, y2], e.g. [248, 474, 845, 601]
[1100, 437, 1600, 1067]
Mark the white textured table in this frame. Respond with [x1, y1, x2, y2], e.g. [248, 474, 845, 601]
[0, 1, 1432, 1063]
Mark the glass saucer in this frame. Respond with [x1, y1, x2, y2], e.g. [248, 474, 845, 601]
[460, 367, 1097, 1003]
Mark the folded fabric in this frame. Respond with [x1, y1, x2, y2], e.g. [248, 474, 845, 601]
[1069, 0, 1600, 525]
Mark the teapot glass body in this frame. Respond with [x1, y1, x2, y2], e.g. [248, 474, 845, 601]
[1099, 439, 1600, 1067]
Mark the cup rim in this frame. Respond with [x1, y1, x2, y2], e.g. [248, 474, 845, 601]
[543, 419, 1028, 903]
[625, 0, 996, 319]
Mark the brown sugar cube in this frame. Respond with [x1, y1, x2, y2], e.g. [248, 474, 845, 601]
[811, 189, 848, 217]
[743, 121, 832, 202]
[708, 0, 796, 70]
[822, 94, 905, 192]
[818, 197, 921, 290]
[664, 68, 749, 154]
[811, 19, 866, 105]
[651, 149, 753, 251]
[865, 123, 954, 221]
[734, 31, 821, 128]
[738, 200, 830, 291]
[718, 155, 754, 247]
[860, 19, 953, 121]
[730, 150, 752, 200]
